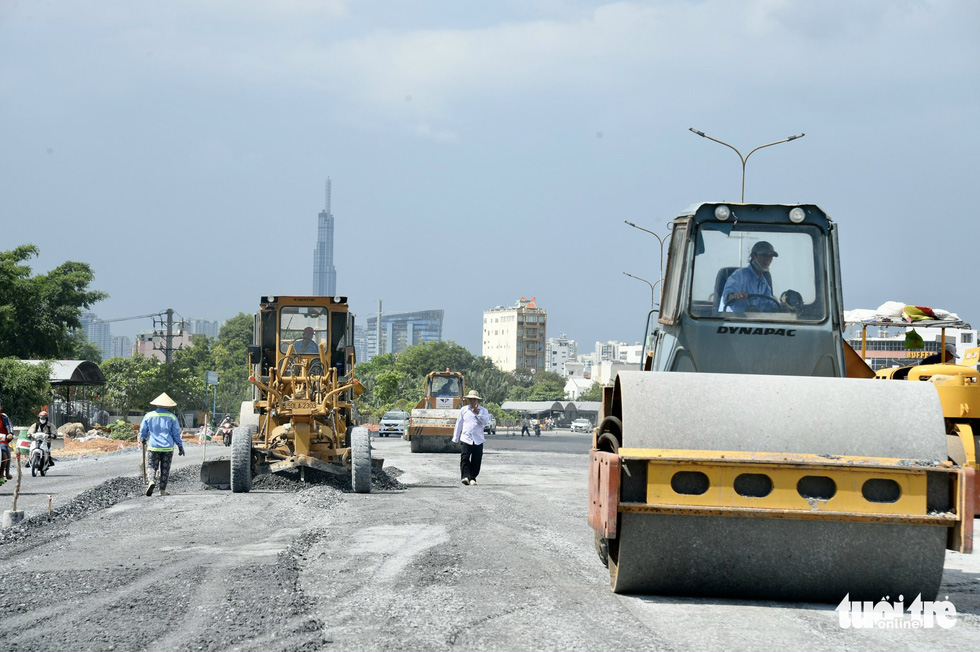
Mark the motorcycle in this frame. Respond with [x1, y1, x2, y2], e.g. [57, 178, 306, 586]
[216, 418, 235, 447]
[533, 423, 541, 437]
[30, 432, 53, 477]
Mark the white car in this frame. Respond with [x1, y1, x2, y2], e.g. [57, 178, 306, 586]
[570, 418, 592, 433]
[378, 410, 410, 438]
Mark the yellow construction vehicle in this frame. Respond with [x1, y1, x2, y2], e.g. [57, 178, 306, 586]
[850, 318, 980, 515]
[405, 370, 464, 453]
[589, 203, 973, 601]
[201, 295, 375, 493]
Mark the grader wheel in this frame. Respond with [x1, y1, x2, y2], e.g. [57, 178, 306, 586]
[350, 426, 372, 494]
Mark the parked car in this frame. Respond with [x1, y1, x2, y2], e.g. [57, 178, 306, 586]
[570, 418, 592, 433]
[484, 414, 497, 436]
[378, 410, 411, 438]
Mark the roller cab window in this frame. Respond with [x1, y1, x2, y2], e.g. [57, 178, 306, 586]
[279, 306, 329, 354]
[688, 223, 827, 323]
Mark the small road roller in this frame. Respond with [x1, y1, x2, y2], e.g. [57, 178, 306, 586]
[201, 295, 375, 493]
[406, 370, 465, 453]
[589, 203, 973, 601]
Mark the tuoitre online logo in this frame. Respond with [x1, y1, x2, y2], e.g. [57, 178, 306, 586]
[836, 594, 957, 629]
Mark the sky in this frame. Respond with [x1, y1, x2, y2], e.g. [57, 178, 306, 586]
[2, 0, 978, 355]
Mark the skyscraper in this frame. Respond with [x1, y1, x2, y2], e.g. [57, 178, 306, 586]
[353, 309, 445, 362]
[313, 178, 338, 296]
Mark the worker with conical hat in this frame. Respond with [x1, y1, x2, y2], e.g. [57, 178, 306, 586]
[451, 389, 489, 486]
[139, 392, 184, 496]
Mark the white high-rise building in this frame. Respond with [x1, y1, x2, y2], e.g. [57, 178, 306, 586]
[546, 333, 577, 377]
[79, 311, 111, 357]
[482, 297, 547, 373]
[313, 178, 338, 296]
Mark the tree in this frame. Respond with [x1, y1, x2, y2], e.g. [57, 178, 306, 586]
[394, 341, 475, 379]
[101, 355, 168, 416]
[212, 313, 255, 418]
[0, 358, 52, 423]
[0, 244, 107, 359]
[577, 381, 604, 402]
[68, 330, 102, 363]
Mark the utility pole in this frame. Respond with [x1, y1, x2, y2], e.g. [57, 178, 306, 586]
[152, 308, 181, 386]
[376, 300, 383, 358]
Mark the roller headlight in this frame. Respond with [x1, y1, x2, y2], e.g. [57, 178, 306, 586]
[789, 207, 806, 223]
[715, 205, 731, 221]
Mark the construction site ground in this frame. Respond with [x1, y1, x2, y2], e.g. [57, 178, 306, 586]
[1, 432, 979, 651]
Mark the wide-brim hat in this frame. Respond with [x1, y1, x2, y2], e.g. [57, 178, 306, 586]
[150, 392, 177, 408]
[463, 390, 483, 401]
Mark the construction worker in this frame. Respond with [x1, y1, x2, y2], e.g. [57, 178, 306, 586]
[0, 397, 13, 484]
[452, 390, 489, 486]
[293, 327, 319, 354]
[139, 393, 184, 496]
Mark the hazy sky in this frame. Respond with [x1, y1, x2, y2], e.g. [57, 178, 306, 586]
[2, 0, 978, 354]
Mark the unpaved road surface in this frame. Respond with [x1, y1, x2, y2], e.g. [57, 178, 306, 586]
[2, 433, 979, 651]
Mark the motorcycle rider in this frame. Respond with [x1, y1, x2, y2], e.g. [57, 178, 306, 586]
[28, 410, 56, 467]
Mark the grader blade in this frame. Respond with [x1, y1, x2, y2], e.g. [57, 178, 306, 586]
[200, 460, 231, 490]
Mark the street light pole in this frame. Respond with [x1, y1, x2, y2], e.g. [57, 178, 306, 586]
[689, 128, 805, 202]
[624, 220, 671, 283]
[623, 272, 660, 310]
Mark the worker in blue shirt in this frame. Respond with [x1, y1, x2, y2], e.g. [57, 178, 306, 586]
[139, 392, 184, 496]
[293, 327, 319, 354]
[720, 240, 779, 312]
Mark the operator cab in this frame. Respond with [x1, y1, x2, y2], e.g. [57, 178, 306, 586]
[647, 203, 845, 377]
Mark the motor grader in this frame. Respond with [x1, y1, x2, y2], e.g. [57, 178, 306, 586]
[589, 202, 974, 601]
[201, 295, 375, 493]
[405, 370, 465, 453]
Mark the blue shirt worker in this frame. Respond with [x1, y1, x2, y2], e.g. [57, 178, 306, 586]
[139, 392, 184, 497]
[293, 327, 319, 354]
[452, 390, 489, 486]
[720, 240, 779, 312]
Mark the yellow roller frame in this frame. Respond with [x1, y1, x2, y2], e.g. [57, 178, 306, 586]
[618, 448, 956, 528]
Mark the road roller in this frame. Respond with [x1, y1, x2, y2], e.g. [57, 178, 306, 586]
[589, 203, 974, 601]
[406, 370, 465, 453]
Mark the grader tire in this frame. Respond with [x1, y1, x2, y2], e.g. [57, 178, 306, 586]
[231, 424, 256, 494]
[350, 426, 372, 494]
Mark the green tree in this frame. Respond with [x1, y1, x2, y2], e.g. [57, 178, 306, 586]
[394, 341, 475, 379]
[169, 334, 215, 413]
[0, 244, 108, 359]
[212, 313, 254, 418]
[577, 381, 604, 402]
[0, 358, 52, 423]
[101, 355, 168, 416]
[68, 330, 102, 363]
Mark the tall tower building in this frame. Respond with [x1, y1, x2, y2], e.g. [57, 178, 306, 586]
[313, 178, 338, 296]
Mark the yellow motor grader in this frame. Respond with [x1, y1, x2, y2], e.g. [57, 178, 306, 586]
[201, 295, 375, 493]
[405, 370, 465, 453]
[589, 202, 973, 601]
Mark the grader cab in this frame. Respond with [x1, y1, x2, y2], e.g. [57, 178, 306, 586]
[201, 295, 375, 493]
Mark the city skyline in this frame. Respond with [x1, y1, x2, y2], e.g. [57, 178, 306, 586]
[3, 2, 977, 354]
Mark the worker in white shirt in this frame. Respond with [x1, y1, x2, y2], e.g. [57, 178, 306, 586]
[452, 390, 489, 486]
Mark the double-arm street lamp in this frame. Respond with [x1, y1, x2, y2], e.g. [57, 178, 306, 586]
[689, 128, 805, 202]
[623, 272, 661, 310]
